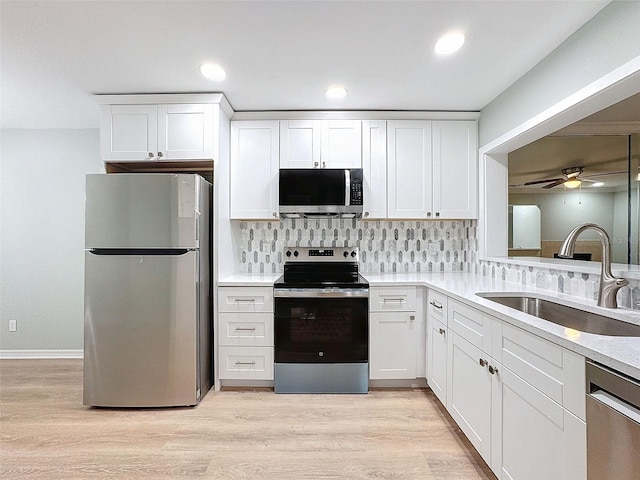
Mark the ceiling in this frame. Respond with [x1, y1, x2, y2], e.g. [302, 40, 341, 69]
[0, 0, 610, 129]
[509, 93, 640, 192]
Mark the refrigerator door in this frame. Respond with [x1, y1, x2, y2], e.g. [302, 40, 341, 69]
[84, 250, 199, 407]
[85, 173, 204, 249]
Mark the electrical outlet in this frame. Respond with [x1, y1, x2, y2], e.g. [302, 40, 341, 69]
[8, 320, 17, 332]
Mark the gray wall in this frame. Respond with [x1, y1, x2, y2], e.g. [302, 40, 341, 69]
[479, 1, 640, 147]
[0, 129, 102, 350]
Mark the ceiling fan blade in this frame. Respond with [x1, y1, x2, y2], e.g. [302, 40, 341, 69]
[523, 177, 562, 186]
[542, 179, 567, 189]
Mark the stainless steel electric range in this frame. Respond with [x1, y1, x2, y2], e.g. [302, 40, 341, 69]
[273, 247, 369, 394]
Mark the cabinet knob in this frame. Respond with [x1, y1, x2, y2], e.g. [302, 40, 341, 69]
[410, 315, 415, 321]
[148, 152, 154, 158]
[273, 212, 278, 218]
[427, 212, 432, 218]
[322, 161, 326, 168]
[364, 212, 369, 218]
[438, 328, 445, 335]
[157, 152, 163, 158]
[479, 358, 487, 367]
[314, 162, 319, 167]
[435, 212, 440, 217]
[489, 365, 499, 375]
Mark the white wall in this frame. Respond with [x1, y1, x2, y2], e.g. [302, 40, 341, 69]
[509, 191, 615, 241]
[479, 2, 640, 147]
[0, 129, 103, 351]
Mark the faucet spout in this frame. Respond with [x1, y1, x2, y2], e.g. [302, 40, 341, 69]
[558, 223, 629, 308]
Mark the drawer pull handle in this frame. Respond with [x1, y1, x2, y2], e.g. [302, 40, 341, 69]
[235, 327, 257, 332]
[438, 328, 445, 335]
[430, 301, 443, 310]
[234, 298, 256, 303]
[383, 298, 405, 303]
[479, 358, 487, 367]
[235, 361, 256, 366]
[489, 365, 499, 375]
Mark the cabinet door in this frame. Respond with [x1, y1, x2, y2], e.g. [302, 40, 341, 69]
[100, 104, 158, 161]
[369, 311, 417, 379]
[279, 120, 321, 168]
[230, 121, 279, 219]
[387, 121, 432, 218]
[432, 121, 477, 219]
[427, 316, 448, 405]
[362, 120, 387, 219]
[157, 104, 214, 160]
[497, 367, 586, 480]
[321, 120, 362, 168]
[447, 332, 492, 461]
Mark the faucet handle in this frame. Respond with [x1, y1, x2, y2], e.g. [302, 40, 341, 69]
[616, 278, 630, 287]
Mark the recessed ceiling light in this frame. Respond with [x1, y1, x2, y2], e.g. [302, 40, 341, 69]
[200, 63, 226, 81]
[434, 31, 465, 55]
[325, 86, 348, 100]
[591, 182, 604, 187]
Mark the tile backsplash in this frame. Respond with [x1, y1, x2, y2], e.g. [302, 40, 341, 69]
[233, 218, 640, 310]
[235, 219, 478, 274]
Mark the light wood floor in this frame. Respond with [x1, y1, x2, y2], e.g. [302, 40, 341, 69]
[0, 360, 496, 480]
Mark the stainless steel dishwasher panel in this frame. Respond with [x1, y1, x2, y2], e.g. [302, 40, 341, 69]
[586, 361, 640, 480]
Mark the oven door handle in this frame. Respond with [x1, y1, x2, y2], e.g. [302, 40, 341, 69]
[274, 288, 369, 298]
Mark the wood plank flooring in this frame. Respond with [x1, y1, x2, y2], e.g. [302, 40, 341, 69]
[0, 360, 496, 479]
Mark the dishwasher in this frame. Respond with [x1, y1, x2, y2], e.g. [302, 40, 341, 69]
[586, 360, 640, 479]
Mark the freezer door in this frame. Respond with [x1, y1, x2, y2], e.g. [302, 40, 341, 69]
[84, 250, 200, 407]
[85, 173, 207, 249]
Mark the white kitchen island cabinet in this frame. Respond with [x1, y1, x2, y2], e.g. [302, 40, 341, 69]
[387, 120, 477, 219]
[369, 287, 418, 380]
[230, 120, 279, 220]
[279, 120, 362, 169]
[100, 103, 214, 161]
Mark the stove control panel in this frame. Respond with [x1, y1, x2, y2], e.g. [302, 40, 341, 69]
[284, 247, 359, 262]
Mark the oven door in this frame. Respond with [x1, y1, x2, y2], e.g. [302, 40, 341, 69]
[274, 289, 368, 364]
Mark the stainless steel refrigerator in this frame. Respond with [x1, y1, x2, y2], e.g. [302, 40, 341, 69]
[83, 173, 212, 407]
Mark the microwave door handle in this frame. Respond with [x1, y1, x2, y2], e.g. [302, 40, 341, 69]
[345, 169, 350, 207]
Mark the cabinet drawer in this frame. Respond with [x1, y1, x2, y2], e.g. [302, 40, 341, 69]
[218, 346, 274, 380]
[218, 287, 273, 313]
[500, 323, 585, 417]
[370, 287, 417, 312]
[218, 312, 273, 347]
[427, 289, 447, 323]
[448, 299, 494, 353]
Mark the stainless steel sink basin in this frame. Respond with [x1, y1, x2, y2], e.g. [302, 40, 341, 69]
[477, 293, 640, 337]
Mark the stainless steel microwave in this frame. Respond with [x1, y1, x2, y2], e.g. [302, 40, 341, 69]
[278, 168, 363, 218]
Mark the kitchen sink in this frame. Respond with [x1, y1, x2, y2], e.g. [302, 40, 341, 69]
[477, 293, 640, 337]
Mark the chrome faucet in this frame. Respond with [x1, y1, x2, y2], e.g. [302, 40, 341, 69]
[558, 223, 629, 308]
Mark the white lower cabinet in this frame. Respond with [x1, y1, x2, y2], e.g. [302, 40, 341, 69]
[218, 287, 274, 381]
[434, 294, 586, 479]
[369, 287, 418, 380]
[426, 290, 448, 404]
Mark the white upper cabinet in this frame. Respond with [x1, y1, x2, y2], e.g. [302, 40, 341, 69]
[432, 120, 477, 219]
[387, 121, 433, 218]
[230, 121, 279, 220]
[387, 120, 477, 220]
[362, 120, 387, 219]
[280, 120, 362, 168]
[101, 103, 214, 161]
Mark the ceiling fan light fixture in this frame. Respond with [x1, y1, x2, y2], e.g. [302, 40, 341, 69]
[564, 178, 582, 189]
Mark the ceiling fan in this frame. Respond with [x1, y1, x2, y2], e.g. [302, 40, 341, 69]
[523, 166, 600, 189]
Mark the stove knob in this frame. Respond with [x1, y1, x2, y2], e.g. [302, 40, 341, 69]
[286, 251, 292, 257]
[343, 251, 349, 258]
[293, 250, 299, 257]
[350, 251, 357, 257]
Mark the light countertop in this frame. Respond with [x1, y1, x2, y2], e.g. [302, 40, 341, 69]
[218, 271, 640, 379]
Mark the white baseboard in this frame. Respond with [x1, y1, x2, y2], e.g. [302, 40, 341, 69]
[0, 349, 83, 360]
